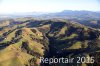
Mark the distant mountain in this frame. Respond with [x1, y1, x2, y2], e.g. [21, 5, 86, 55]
[1, 10, 100, 29]
[37, 10, 100, 29]
[1, 10, 100, 20]
[40, 10, 100, 20]
[0, 12, 49, 19]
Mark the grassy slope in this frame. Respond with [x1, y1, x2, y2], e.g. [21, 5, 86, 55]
[0, 19, 100, 66]
[0, 25, 45, 66]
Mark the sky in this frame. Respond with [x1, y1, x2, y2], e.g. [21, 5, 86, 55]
[0, 0, 100, 14]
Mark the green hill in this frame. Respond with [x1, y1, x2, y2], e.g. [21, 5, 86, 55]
[0, 18, 100, 66]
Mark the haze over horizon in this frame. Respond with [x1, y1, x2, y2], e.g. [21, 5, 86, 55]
[0, 0, 100, 14]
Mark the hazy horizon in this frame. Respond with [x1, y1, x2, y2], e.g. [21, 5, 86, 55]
[0, 0, 100, 14]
